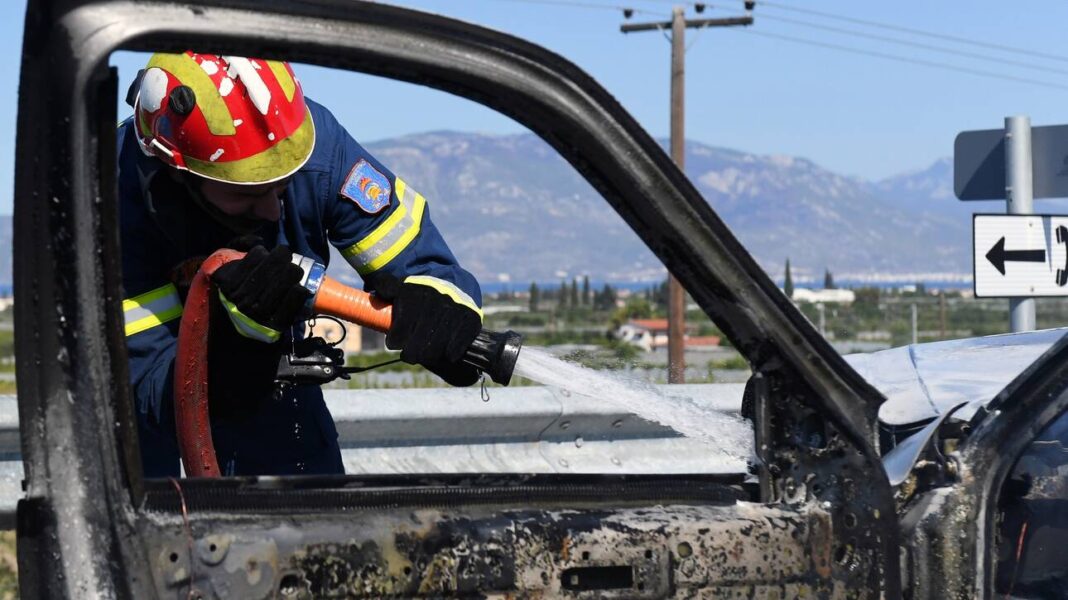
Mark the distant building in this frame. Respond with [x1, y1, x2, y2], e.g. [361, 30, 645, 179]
[615, 319, 720, 352]
[483, 305, 528, 316]
[790, 288, 856, 304]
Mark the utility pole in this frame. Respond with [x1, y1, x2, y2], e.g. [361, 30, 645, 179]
[911, 304, 918, 345]
[622, 4, 754, 383]
[939, 291, 947, 340]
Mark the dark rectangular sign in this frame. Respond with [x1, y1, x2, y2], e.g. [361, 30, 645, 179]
[954, 124, 1068, 201]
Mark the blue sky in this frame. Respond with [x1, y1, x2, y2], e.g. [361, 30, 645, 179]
[3, 1, 1068, 214]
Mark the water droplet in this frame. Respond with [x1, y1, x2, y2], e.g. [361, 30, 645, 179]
[574, 436, 584, 448]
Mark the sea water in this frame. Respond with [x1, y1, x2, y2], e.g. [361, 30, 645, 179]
[512, 346, 752, 460]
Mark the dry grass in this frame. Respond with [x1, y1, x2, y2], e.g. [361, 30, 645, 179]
[0, 531, 15, 599]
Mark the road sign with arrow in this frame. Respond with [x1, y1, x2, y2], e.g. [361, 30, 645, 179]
[973, 214, 1068, 298]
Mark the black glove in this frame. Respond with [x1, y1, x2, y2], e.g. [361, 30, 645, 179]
[371, 274, 482, 387]
[212, 245, 311, 338]
[207, 245, 311, 420]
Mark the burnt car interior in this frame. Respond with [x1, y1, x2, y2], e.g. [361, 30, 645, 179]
[995, 409, 1068, 597]
[15, 0, 1068, 598]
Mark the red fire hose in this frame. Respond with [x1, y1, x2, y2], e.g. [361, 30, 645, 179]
[174, 249, 394, 477]
[174, 249, 521, 477]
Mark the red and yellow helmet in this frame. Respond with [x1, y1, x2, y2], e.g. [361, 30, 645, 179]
[133, 52, 315, 185]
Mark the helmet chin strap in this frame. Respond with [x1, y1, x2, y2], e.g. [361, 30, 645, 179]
[181, 174, 275, 236]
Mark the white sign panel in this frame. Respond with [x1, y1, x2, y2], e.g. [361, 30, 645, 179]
[973, 214, 1068, 298]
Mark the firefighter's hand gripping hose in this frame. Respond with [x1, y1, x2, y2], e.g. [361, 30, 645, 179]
[174, 248, 524, 477]
[368, 273, 483, 387]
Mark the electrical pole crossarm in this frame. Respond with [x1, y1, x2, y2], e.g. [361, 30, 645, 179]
[620, 16, 753, 33]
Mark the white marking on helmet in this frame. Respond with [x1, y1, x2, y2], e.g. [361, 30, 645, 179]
[200, 60, 219, 76]
[218, 77, 234, 97]
[150, 138, 175, 158]
[233, 119, 243, 127]
[268, 133, 275, 141]
[209, 148, 225, 162]
[224, 56, 271, 115]
[139, 68, 169, 113]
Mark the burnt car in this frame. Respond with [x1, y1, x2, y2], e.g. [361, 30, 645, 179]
[11, 0, 1068, 598]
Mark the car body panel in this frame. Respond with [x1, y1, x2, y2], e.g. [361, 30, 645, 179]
[847, 328, 1067, 425]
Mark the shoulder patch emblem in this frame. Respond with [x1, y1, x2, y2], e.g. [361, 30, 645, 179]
[340, 159, 392, 215]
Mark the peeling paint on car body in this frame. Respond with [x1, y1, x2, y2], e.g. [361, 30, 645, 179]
[147, 503, 844, 599]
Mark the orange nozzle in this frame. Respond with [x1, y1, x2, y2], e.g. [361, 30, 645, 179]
[312, 276, 394, 333]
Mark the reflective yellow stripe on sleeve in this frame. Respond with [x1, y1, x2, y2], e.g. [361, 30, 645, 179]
[217, 290, 282, 343]
[341, 177, 426, 275]
[404, 275, 484, 321]
[123, 283, 183, 336]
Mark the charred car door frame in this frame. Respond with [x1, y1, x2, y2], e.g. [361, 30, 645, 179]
[15, 0, 900, 597]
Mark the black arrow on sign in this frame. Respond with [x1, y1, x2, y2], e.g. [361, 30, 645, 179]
[986, 237, 1046, 275]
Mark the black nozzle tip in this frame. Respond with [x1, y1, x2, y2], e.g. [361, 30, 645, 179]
[463, 329, 524, 386]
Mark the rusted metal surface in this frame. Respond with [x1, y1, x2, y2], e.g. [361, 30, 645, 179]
[146, 502, 842, 599]
[750, 372, 899, 596]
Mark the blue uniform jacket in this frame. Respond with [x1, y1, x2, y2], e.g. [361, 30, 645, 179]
[119, 99, 482, 477]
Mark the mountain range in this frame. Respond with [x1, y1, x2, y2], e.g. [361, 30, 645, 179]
[364, 132, 991, 285]
[0, 132, 1020, 289]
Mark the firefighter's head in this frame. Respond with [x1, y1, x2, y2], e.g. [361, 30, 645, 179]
[132, 52, 314, 228]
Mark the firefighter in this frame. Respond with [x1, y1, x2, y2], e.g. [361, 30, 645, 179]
[120, 52, 483, 477]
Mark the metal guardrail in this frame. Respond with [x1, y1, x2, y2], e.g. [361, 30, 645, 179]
[0, 384, 751, 524]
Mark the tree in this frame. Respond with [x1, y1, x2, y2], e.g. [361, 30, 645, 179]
[594, 283, 618, 311]
[529, 282, 540, 312]
[784, 259, 794, 299]
[582, 275, 591, 306]
[570, 278, 579, 309]
[649, 278, 668, 310]
[613, 296, 652, 325]
[824, 269, 835, 290]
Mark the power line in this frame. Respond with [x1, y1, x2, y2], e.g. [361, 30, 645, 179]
[480, 0, 668, 16]
[630, 0, 1068, 65]
[417, 0, 1068, 87]
[727, 28, 1068, 91]
[752, 0, 1068, 65]
[627, 1, 1068, 81]
[742, 12, 1068, 77]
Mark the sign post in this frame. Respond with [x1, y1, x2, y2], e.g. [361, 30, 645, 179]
[955, 116, 1068, 332]
[1005, 116, 1036, 331]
